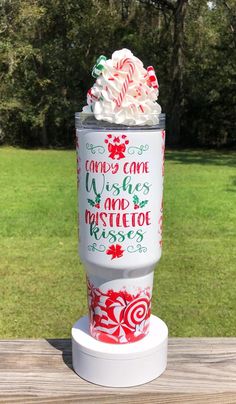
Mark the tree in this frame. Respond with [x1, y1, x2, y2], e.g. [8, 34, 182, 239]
[0, 0, 235, 147]
[139, 0, 189, 144]
[0, 0, 46, 145]
[0, 0, 120, 147]
[183, 0, 236, 146]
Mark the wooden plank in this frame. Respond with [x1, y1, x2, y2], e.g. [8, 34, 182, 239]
[0, 338, 235, 403]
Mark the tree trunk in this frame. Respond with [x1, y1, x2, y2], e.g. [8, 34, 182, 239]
[41, 120, 48, 147]
[167, 0, 188, 145]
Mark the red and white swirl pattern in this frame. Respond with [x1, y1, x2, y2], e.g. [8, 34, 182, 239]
[87, 278, 151, 344]
[124, 297, 150, 329]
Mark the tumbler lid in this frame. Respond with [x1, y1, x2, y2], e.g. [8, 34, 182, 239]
[75, 112, 166, 130]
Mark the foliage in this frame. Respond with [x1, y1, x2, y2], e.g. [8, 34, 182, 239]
[0, 0, 235, 147]
[183, 0, 236, 147]
[0, 147, 235, 337]
[0, 0, 119, 146]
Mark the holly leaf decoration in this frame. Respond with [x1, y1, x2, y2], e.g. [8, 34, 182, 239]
[95, 194, 101, 204]
[106, 244, 124, 259]
[87, 199, 95, 207]
[133, 195, 139, 204]
[139, 200, 148, 208]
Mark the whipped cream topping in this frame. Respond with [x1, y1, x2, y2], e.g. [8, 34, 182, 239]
[82, 49, 161, 126]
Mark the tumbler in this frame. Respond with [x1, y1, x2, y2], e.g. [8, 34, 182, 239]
[75, 113, 165, 344]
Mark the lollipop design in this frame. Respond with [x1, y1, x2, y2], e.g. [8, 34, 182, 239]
[87, 279, 151, 344]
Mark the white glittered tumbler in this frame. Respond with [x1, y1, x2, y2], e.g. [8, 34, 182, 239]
[72, 113, 168, 387]
[72, 49, 168, 386]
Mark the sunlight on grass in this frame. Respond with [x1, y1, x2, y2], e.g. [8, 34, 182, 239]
[0, 147, 235, 337]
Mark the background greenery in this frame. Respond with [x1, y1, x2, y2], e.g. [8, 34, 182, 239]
[0, 0, 235, 338]
[0, 0, 235, 148]
[0, 147, 235, 337]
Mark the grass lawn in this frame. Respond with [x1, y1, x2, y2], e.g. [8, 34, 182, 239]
[0, 147, 235, 338]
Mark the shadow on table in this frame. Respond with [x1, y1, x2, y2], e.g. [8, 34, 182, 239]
[47, 339, 73, 371]
[165, 150, 236, 167]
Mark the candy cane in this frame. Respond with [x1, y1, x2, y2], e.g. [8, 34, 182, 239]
[115, 58, 135, 108]
[147, 66, 159, 90]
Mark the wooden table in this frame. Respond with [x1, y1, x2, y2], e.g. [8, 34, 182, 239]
[0, 338, 236, 403]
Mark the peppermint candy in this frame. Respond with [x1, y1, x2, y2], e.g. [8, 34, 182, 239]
[147, 66, 159, 90]
[92, 55, 107, 78]
[87, 279, 151, 344]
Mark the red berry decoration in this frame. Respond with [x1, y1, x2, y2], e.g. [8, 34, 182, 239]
[133, 194, 148, 209]
[87, 194, 101, 208]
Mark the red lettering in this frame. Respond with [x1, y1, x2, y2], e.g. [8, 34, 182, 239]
[122, 213, 129, 227]
[116, 213, 121, 227]
[137, 213, 145, 226]
[85, 209, 98, 225]
[131, 212, 137, 227]
[104, 197, 129, 210]
[100, 212, 107, 227]
[123, 162, 129, 174]
[109, 213, 115, 227]
[85, 210, 151, 228]
[85, 160, 119, 174]
[123, 162, 149, 174]
[146, 211, 151, 225]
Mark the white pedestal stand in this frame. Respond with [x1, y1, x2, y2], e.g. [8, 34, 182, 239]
[72, 315, 168, 387]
